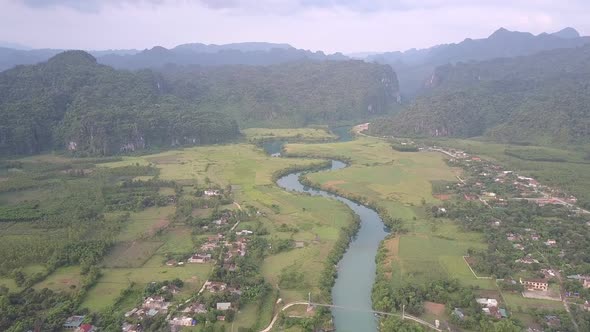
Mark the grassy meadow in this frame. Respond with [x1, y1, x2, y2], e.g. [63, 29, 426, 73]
[242, 127, 337, 141]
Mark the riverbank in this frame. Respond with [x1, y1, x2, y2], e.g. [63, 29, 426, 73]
[282, 137, 490, 328]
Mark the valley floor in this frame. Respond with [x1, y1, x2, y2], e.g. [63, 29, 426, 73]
[3, 129, 580, 331]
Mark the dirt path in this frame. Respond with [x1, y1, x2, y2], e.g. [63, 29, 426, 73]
[383, 236, 400, 279]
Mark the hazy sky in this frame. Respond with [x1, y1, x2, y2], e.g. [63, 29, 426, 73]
[1, 0, 589, 53]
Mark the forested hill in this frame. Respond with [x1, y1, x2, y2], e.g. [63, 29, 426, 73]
[159, 60, 399, 127]
[369, 45, 590, 145]
[0, 51, 239, 156]
[368, 27, 590, 97]
[0, 51, 399, 155]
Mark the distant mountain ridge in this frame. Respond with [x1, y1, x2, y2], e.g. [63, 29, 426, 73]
[369, 44, 590, 145]
[99, 43, 347, 69]
[0, 42, 347, 72]
[368, 27, 590, 97]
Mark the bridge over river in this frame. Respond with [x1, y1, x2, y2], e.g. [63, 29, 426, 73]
[260, 301, 442, 332]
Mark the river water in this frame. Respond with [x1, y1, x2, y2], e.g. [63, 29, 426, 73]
[267, 128, 389, 332]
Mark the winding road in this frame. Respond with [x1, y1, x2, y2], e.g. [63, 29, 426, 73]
[259, 301, 442, 332]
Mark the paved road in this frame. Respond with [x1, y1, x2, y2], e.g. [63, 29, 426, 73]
[259, 302, 442, 332]
[259, 302, 309, 332]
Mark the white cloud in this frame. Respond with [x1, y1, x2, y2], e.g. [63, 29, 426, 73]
[1, 0, 589, 53]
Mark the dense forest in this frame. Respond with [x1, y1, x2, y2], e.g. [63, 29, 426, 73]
[0, 51, 239, 156]
[161, 60, 399, 127]
[369, 44, 590, 145]
[0, 51, 399, 156]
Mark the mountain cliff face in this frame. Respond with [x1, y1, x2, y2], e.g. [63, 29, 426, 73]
[368, 27, 590, 98]
[369, 45, 590, 145]
[0, 51, 239, 155]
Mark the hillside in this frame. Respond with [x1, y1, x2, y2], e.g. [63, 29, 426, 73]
[0, 51, 399, 155]
[0, 51, 239, 155]
[160, 60, 399, 127]
[369, 45, 590, 145]
[368, 27, 590, 97]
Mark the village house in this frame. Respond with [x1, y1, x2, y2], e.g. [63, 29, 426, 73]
[294, 241, 305, 248]
[183, 303, 208, 314]
[541, 269, 556, 279]
[216, 302, 232, 311]
[476, 298, 498, 307]
[213, 218, 228, 226]
[169, 316, 195, 327]
[452, 308, 465, 320]
[236, 229, 253, 236]
[530, 234, 541, 241]
[200, 241, 219, 251]
[515, 256, 539, 264]
[161, 284, 181, 294]
[188, 253, 212, 264]
[204, 189, 221, 197]
[204, 281, 227, 293]
[545, 239, 557, 246]
[63, 316, 85, 329]
[143, 296, 170, 311]
[122, 323, 141, 332]
[165, 259, 177, 266]
[223, 263, 237, 271]
[520, 278, 549, 291]
[75, 324, 96, 332]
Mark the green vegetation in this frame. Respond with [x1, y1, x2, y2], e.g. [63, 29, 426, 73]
[0, 51, 399, 156]
[430, 138, 590, 208]
[242, 127, 337, 142]
[0, 51, 239, 156]
[0, 128, 363, 331]
[370, 44, 590, 146]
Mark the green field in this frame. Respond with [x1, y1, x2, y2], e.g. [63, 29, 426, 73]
[285, 137, 494, 292]
[115, 206, 175, 242]
[82, 258, 212, 311]
[79, 141, 355, 318]
[5, 131, 551, 330]
[242, 127, 337, 141]
[34, 266, 81, 293]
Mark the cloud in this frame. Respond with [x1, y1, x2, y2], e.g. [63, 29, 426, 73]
[20, 0, 164, 12]
[4, 0, 590, 53]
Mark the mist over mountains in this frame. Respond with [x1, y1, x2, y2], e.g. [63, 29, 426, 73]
[367, 27, 590, 98]
[2, 26, 590, 153]
[0, 42, 347, 72]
